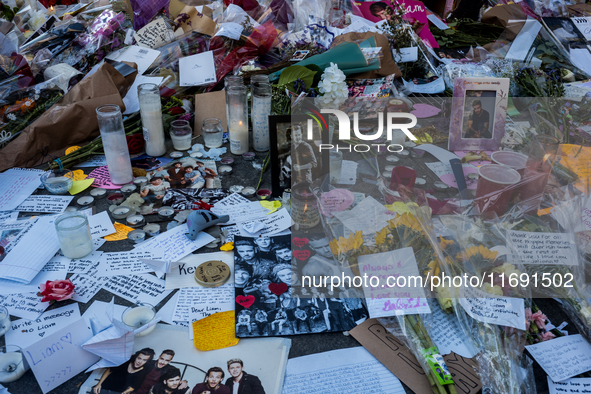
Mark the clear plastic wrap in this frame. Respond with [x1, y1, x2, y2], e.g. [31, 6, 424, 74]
[292, 0, 330, 31]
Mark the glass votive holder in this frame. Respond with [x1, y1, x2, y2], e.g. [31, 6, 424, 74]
[202, 118, 223, 149]
[143, 223, 160, 237]
[0, 306, 9, 337]
[257, 189, 271, 200]
[90, 187, 107, 198]
[0, 345, 26, 383]
[54, 212, 93, 260]
[241, 186, 256, 200]
[121, 303, 157, 337]
[157, 207, 175, 220]
[41, 169, 74, 194]
[170, 120, 194, 151]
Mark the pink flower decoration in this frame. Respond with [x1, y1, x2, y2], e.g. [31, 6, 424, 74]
[532, 311, 547, 330]
[39, 279, 75, 303]
[540, 331, 556, 342]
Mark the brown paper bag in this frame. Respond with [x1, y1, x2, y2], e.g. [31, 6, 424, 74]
[193, 91, 227, 137]
[0, 62, 137, 171]
[481, 4, 527, 28]
[568, 3, 591, 16]
[331, 32, 402, 79]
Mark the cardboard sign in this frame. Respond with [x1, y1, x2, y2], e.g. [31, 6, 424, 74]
[23, 318, 100, 394]
[350, 319, 482, 394]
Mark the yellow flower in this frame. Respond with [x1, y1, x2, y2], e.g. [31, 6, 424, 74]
[385, 202, 419, 215]
[351, 231, 363, 250]
[425, 260, 440, 277]
[387, 213, 423, 233]
[220, 242, 234, 251]
[492, 263, 520, 278]
[375, 227, 389, 246]
[329, 239, 340, 256]
[435, 284, 455, 313]
[482, 283, 504, 296]
[439, 238, 455, 250]
[457, 245, 497, 262]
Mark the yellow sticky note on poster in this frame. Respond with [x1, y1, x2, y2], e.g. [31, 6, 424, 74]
[69, 178, 94, 195]
[192, 311, 239, 351]
[260, 200, 281, 214]
[104, 222, 135, 241]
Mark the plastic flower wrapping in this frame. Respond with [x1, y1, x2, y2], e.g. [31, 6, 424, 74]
[435, 216, 536, 394]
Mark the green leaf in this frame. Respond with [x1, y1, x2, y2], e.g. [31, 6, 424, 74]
[278, 65, 317, 93]
[304, 64, 323, 88]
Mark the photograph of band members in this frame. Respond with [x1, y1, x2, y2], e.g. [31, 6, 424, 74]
[93, 348, 156, 394]
[234, 234, 366, 337]
[192, 367, 231, 394]
[225, 359, 265, 394]
[150, 367, 191, 394]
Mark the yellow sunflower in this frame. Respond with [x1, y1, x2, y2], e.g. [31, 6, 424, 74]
[439, 238, 455, 250]
[375, 227, 390, 246]
[387, 213, 423, 233]
[425, 260, 440, 277]
[456, 245, 498, 262]
[329, 239, 340, 256]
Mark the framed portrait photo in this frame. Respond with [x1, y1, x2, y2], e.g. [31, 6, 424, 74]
[448, 77, 510, 151]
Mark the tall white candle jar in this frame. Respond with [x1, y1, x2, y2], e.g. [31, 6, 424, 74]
[55, 212, 93, 259]
[252, 82, 272, 152]
[226, 85, 249, 155]
[138, 83, 166, 157]
[96, 105, 133, 185]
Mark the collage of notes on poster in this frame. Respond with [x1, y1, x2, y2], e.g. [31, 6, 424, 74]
[234, 234, 367, 337]
[81, 325, 288, 394]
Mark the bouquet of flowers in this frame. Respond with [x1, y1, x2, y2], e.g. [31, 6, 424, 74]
[435, 216, 536, 394]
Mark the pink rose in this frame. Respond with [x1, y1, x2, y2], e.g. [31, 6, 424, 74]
[540, 331, 556, 342]
[38, 279, 75, 303]
[532, 311, 547, 330]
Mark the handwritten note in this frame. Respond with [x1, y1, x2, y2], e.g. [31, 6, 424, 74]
[0, 168, 43, 211]
[15, 195, 73, 213]
[547, 376, 591, 394]
[134, 18, 175, 49]
[166, 251, 234, 290]
[215, 192, 250, 207]
[459, 286, 525, 330]
[526, 334, 591, 382]
[211, 201, 270, 224]
[104, 222, 135, 241]
[88, 166, 122, 189]
[70, 264, 108, 303]
[192, 311, 239, 351]
[333, 196, 396, 236]
[134, 224, 215, 262]
[282, 347, 405, 394]
[237, 208, 292, 237]
[427, 300, 477, 358]
[23, 318, 100, 394]
[76, 155, 107, 167]
[0, 211, 18, 223]
[0, 293, 49, 320]
[359, 247, 430, 318]
[103, 273, 170, 305]
[6, 304, 81, 348]
[573, 17, 591, 41]
[179, 51, 217, 86]
[173, 285, 234, 321]
[508, 230, 578, 266]
[88, 211, 116, 239]
[96, 250, 155, 277]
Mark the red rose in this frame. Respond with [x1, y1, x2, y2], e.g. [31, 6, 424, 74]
[127, 134, 145, 155]
[38, 279, 75, 302]
[168, 107, 184, 115]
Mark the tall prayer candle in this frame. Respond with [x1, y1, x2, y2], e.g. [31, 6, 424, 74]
[252, 83, 272, 152]
[96, 105, 133, 185]
[138, 84, 166, 157]
[227, 85, 249, 155]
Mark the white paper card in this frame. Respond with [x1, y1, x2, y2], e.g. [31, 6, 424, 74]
[237, 208, 292, 237]
[6, 304, 81, 348]
[23, 318, 100, 394]
[508, 230, 578, 266]
[70, 264, 108, 304]
[526, 335, 591, 382]
[173, 284, 234, 321]
[0, 211, 18, 223]
[166, 251, 234, 290]
[211, 201, 270, 224]
[134, 224, 215, 262]
[0, 168, 43, 212]
[0, 293, 49, 320]
[179, 51, 217, 86]
[459, 286, 525, 330]
[505, 18, 542, 61]
[15, 195, 73, 213]
[392, 47, 418, 63]
[96, 250, 155, 277]
[103, 273, 170, 305]
[547, 376, 591, 394]
[88, 211, 116, 239]
[134, 18, 175, 49]
[427, 14, 449, 30]
[359, 247, 430, 318]
[108, 45, 160, 75]
[76, 155, 107, 168]
[427, 300, 477, 358]
[572, 17, 591, 41]
[215, 192, 250, 207]
[214, 22, 243, 40]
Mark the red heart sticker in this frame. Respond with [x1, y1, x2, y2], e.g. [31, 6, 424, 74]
[292, 237, 309, 248]
[268, 282, 288, 296]
[293, 250, 311, 261]
[235, 295, 255, 308]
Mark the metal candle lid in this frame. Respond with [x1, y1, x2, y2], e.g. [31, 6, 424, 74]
[90, 188, 107, 198]
[158, 207, 175, 220]
[127, 214, 146, 228]
[77, 196, 95, 207]
[110, 205, 132, 219]
[127, 229, 146, 244]
[194, 260, 231, 287]
[143, 223, 160, 236]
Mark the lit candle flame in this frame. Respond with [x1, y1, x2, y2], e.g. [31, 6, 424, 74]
[238, 120, 243, 126]
[303, 203, 308, 213]
[50, 5, 54, 11]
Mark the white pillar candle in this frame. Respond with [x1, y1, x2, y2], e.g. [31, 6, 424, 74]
[252, 84, 272, 152]
[138, 84, 166, 157]
[0, 351, 25, 383]
[229, 120, 249, 155]
[122, 305, 156, 337]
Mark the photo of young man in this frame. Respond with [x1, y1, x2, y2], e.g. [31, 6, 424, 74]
[192, 367, 230, 394]
[93, 348, 155, 394]
[464, 99, 492, 139]
[225, 359, 265, 394]
[137, 350, 186, 394]
[149, 367, 191, 394]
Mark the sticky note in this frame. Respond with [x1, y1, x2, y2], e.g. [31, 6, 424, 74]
[192, 311, 239, 351]
[69, 178, 94, 195]
[104, 222, 135, 241]
[260, 200, 281, 214]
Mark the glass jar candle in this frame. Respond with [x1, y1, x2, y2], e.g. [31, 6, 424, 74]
[138, 83, 166, 157]
[250, 74, 269, 88]
[202, 118, 223, 149]
[227, 85, 249, 155]
[170, 120, 193, 151]
[224, 75, 244, 88]
[122, 303, 157, 337]
[252, 83, 272, 152]
[291, 183, 320, 229]
[55, 212, 93, 259]
[96, 105, 133, 185]
[0, 345, 25, 383]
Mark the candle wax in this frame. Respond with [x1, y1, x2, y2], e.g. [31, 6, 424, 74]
[123, 306, 156, 337]
[0, 352, 25, 383]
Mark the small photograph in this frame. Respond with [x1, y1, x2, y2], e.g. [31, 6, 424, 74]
[462, 91, 496, 139]
[290, 50, 309, 61]
[346, 75, 395, 98]
[79, 325, 289, 394]
[544, 17, 588, 49]
[131, 155, 172, 171]
[161, 188, 229, 210]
